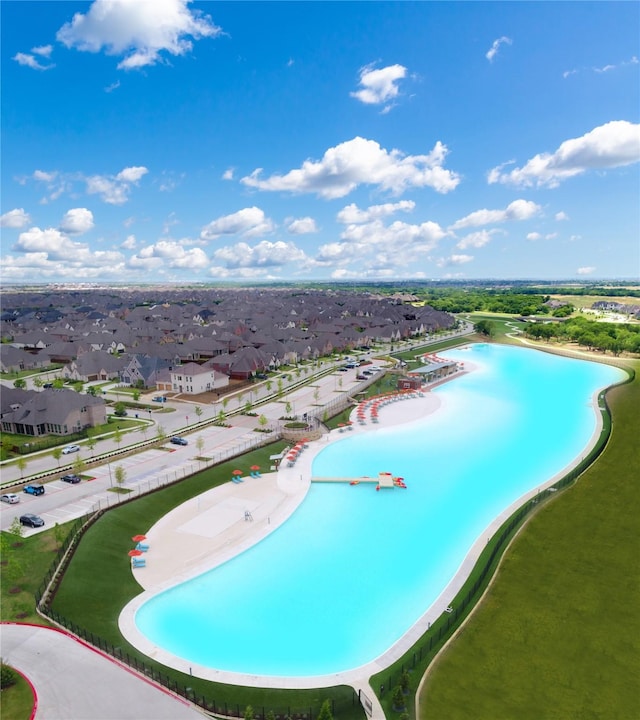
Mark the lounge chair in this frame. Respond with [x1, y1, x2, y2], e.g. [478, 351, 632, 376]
[136, 542, 149, 552]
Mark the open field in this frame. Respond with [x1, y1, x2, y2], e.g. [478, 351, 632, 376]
[549, 294, 640, 310]
[416, 363, 639, 717]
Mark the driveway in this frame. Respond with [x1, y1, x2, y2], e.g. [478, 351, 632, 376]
[1, 623, 206, 720]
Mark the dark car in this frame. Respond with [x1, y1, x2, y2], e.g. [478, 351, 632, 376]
[356, 374, 367, 380]
[23, 483, 45, 496]
[170, 436, 188, 446]
[19, 513, 45, 528]
[61, 474, 82, 484]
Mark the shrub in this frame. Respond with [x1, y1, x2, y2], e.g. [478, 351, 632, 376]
[0, 663, 16, 689]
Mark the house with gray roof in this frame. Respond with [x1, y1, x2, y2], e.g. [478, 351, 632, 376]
[1, 388, 106, 437]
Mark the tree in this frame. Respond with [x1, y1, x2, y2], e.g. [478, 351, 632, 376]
[72, 455, 86, 477]
[313, 387, 320, 403]
[258, 414, 268, 430]
[113, 426, 123, 450]
[113, 401, 127, 417]
[156, 424, 167, 444]
[474, 319, 495, 337]
[194, 405, 203, 422]
[52, 447, 63, 467]
[87, 385, 97, 396]
[13, 378, 26, 389]
[86, 434, 97, 457]
[244, 705, 254, 720]
[277, 378, 284, 397]
[244, 400, 253, 414]
[400, 668, 411, 694]
[196, 435, 205, 457]
[8, 516, 25, 539]
[16, 456, 27, 479]
[33, 377, 43, 389]
[52, 377, 64, 389]
[114, 465, 126, 487]
[132, 388, 141, 401]
[392, 685, 406, 711]
[217, 409, 226, 424]
[317, 699, 333, 720]
[53, 522, 66, 550]
[285, 401, 292, 416]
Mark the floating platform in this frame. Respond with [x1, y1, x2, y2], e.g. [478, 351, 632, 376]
[311, 472, 406, 488]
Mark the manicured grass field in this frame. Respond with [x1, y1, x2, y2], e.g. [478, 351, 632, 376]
[418, 360, 640, 719]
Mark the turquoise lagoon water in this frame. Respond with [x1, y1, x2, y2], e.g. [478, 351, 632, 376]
[134, 344, 624, 677]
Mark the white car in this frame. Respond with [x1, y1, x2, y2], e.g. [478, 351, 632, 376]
[1, 493, 20, 504]
[62, 445, 81, 454]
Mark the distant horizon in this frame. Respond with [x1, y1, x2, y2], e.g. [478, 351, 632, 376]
[2, 1, 638, 284]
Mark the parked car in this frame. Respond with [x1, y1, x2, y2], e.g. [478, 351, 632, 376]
[62, 444, 80, 455]
[356, 374, 367, 380]
[23, 484, 45, 496]
[170, 437, 188, 446]
[152, 396, 166, 403]
[61, 474, 82, 484]
[19, 513, 45, 528]
[1, 493, 20, 504]
[43, 382, 53, 388]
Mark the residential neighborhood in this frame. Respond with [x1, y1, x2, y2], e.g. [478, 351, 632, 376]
[0, 285, 455, 439]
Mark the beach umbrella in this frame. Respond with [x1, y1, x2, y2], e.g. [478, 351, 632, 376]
[132, 534, 146, 542]
[128, 549, 143, 557]
[250, 465, 260, 471]
[232, 469, 243, 476]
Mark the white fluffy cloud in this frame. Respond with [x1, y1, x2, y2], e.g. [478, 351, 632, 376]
[555, 211, 569, 221]
[337, 200, 415, 224]
[0, 208, 31, 228]
[350, 63, 407, 107]
[577, 266, 596, 275]
[287, 217, 318, 234]
[133, 239, 209, 269]
[241, 137, 460, 198]
[455, 229, 499, 250]
[86, 166, 148, 204]
[56, 0, 221, 70]
[487, 121, 640, 188]
[212, 240, 307, 269]
[450, 199, 541, 230]
[315, 217, 447, 273]
[486, 36, 512, 62]
[12, 226, 122, 268]
[59, 208, 94, 234]
[201, 207, 275, 240]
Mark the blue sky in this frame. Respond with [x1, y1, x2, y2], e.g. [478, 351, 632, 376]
[1, 1, 639, 284]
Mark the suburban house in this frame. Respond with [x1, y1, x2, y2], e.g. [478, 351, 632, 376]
[119, 354, 174, 388]
[170, 362, 229, 395]
[61, 351, 123, 382]
[0, 388, 107, 437]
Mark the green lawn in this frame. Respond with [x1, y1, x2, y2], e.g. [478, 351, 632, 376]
[418, 361, 640, 719]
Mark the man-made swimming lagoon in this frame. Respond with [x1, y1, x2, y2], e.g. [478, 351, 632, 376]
[132, 344, 625, 680]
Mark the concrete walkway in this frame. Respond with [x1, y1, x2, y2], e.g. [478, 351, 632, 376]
[1, 623, 206, 720]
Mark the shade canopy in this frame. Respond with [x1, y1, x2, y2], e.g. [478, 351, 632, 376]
[128, 549, 143, 557]
[250, 465, 260, 470]
[132, 534, 147, 542]
[232, 469, 243, 475]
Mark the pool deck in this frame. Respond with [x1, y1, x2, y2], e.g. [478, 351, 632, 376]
[117, 358, 607, 711]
